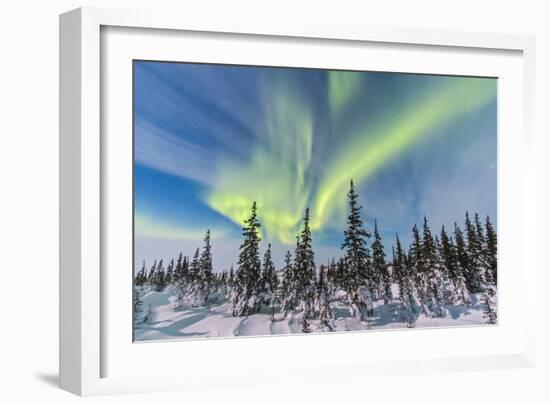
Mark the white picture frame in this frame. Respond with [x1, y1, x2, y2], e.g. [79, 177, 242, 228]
[59, 6, 537, 396]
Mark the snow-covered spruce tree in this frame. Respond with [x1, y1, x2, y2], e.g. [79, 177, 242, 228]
[485, 215, 497, 285]
[474, 213, 486, 249]
[147, 260, 157, 283]
[317, 264, 330, 304]
[372, 220, 392, 304]
[476, 215, 497, 324]
[185, 248, 201, 307]
[294, 208, 317, 318]
[260, 243, 279, 311]
[326, 258, 338, 294]
[480, 241, 497, 325]
[228, 265, 234, 288]
[341, 180, 373, 321]
[153, 259, 165, 291]
[394, 234, 417, 326]
[280, 250, 295, 316]
[464, 212, 484, 293]
[197, 229, 214, 306]
[421, 218, 445, 317]
[212, 270, 227, 303]
[217, 270, 227, 297]
[453, 222, 473, 303]
[232, 202, 262, 316]
[335, 257, 346, 291]
[173, 252, 188, 285]
[474, 213, 491, 281]
[223, 266, 234, 300]
[165, 259, 174, 286]
[189, 248, 200, 282]
[434, 235, 451, 311]
[174, 253, 190, 309]
[408, 224, 428, 314]
[135, 261, 147, 287]
[440, 226, 469, 305]
[317, 264, 334, 331]
[392, 241, 405, 301]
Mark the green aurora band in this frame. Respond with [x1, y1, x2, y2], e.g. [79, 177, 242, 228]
[206, 73, 496, 244]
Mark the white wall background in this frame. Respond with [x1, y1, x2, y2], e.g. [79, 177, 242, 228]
[0, 0, 548, 401]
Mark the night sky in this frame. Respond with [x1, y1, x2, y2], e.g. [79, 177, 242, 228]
[133, 61, 497, 270]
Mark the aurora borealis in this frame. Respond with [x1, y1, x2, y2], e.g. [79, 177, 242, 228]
[134, 61, 497, 269]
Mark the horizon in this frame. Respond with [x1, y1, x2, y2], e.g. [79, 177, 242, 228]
[134, 204, 495, 273]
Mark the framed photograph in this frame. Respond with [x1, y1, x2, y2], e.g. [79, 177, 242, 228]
[60, 7, 537, 396]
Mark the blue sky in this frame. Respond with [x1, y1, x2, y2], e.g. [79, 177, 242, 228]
[133, 61, 496, 270]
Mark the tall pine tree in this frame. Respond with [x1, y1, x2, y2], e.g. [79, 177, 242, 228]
[198, 230, 214, 305]
[421, 217, 445, 316]
[372, 220, 392, 303]
[465, 212, 485, 293]
[280, 250, 295, 315]
[341, 180, 373, 321]
[260, 243, 278, 309]
[294, 208, 316, 317]
[232, 202, 262, 316]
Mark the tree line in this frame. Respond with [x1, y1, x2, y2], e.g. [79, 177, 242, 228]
[134, 180, 497, 330]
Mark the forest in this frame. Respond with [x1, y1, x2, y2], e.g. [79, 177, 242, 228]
[134, 180, 497, 337]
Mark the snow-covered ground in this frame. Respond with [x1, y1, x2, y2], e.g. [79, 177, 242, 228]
[134, 286, 490, 341]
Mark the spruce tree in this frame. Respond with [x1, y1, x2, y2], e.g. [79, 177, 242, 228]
[294, 208, 316, 317]
[392, 237, 406, 300]
[432, 235, 449, 311]
[454, 222, 472, 298]
[317, 264, 329, 303]
[478, 215, 497, 324]
[403, 255, 418, 327]
[421, 218, 437, 273]
[317, 264, 333, 331]
[154, 259, 165, 291]
[421, 218, 445, 316]
[232, 202, 262, 316]
[474, 213, 486, 249]
[280, 250, 295, 315]
[465, 212, 486, 293]
[148, 260, 157, 283]
[372, 220, 392, 303]
[198, 230, 214, 305]
[174, 253, 189, 309]
[341, 180, 372, 320]
[260, 243, 278, 308]
[189, 248, 200, 281]
[174, 252, 184, 284]
[409, 224, 427, 313]
[166, 259, 174, 285]
[185, 248, 201, 307]
[440, 226, 468, 304]
[394, 234, 417, 326]
[135, 261, 147, 287]
[485, 215, 497, 285]
[228, 265, 234, 288]
[409, 224, 422, 283]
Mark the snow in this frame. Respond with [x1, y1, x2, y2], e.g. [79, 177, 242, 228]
[134, 288, 492, 342]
